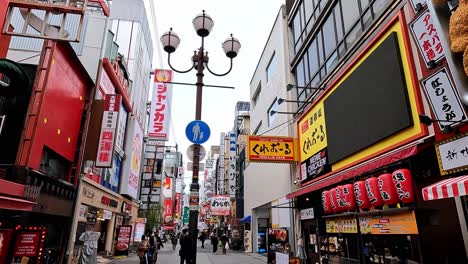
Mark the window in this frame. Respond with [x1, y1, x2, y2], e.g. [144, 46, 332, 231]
[252, 121, 262, 135]
[267, 98, 279, 127]
[266, 52, 277, 82]
[252, 82, 261, 106]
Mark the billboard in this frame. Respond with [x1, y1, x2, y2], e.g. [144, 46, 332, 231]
[210, 195, 231, 216]
[148, 69, 173, 140]
[96, 94, 121, 167]
[297, 16, 425, 183]
[247, 136, 296, 162]
[120, 117, 143, 199]
[229, 132, 236, 197]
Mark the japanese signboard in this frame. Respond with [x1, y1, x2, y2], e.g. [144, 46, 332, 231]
[325, 217, 358, 234]
[219, 132, 226, 194]
[421, 67, 466, 130]
[96, 94, 121, 167]
[115, 102, 128, 154]
[210, 195, 231, 216]
[175, 192, 182, 220]
[205, 159, 214, 168]
[134, 218, 147, 242]
[163, 178, 173, 198]
[247, 136, 296, 162]
[409, 8, 445, 67]
[163, 199, 174, 223]
[436, 134, 468, 175]
[120, 117, 143, 199]
[229, 132, 236, 197]
[13, 231, 40, 257]
[116, 225, 132, 254]
[359, 211, 418, 235]
[183, 207, 189, 225]
[300, 147, 330, 181]
[300, 208, 315, 220]
[149, 69, 173, 140]
[0, 230, 13, 263]
[99, 67, 116, 97]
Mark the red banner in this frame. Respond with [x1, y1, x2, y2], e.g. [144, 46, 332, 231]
[14, 231, 40, 257]
[175, 193, 182, 219]
[163, 199, 174, 224]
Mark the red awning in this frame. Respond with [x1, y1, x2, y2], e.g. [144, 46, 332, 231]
[0, 195, 35, 211]
[286, 144, 420, 199]
[422, 175, 468, 201]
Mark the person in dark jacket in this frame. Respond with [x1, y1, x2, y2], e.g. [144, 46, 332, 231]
[199, 231, 206, 248]
[220, 233, 229, 255]
[210, 231, 219, 254]
[179, 229, 192, 264]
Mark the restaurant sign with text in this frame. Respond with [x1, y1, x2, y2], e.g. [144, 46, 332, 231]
[247, 136, 296, 162]
[435, 133, 468, 175]
[96, 94, 121, 167]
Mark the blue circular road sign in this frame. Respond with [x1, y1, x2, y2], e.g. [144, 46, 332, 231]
[185, 120, 210, 144]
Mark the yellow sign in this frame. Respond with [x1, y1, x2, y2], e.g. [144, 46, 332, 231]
[298, 101, 327, 163]
[359, 210, 418, 235]
[326, 217, 358, 233]
[152, 180, 161, 188]
[247, 136, 296, 162]
[297, 17, 424, 173]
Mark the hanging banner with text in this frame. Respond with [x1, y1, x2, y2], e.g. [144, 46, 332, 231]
[247, 136, 296, 162]
[229, 132, 237, 197]
[210, 195, 231, 216]
[96, 94, 121, 167]
[149, 69, 173, 140]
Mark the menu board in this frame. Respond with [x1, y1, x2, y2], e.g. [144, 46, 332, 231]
[359, 211, 418, 235]
[13, 231, 40, 257]
[326, 217, 358, 234]
[115, 225, 132, 255]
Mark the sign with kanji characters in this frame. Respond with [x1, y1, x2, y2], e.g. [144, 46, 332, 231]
[116, 225, 132, 254]
[436, 134, 468, 175]
[300, 147, 330, 181]
[149, 69, 173, 140]
[13, 231, 40, 257]
[210, 195, 231, 216]
[247, 136, 296, 162]
[96, 94, 121, 168]
[421, 67, 467, 130]
[409, 8, 445, 68]
[134, 218, 147, 242]
[298, 101, 327, 164]
[229, 132, 237, 197]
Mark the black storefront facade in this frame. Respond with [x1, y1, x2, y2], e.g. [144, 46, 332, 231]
[286, 6, 468, 264]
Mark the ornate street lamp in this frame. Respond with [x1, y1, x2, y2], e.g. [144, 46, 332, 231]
[160, 10, 240, 263]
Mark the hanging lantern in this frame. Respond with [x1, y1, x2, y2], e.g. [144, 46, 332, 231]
[392, 169, 415, 203]
[322, 191, 332, 214]
[329, 188, 338, 213]
[354, 181, 371, 209]
[365, 177, 384, 207]
[342, 184, 356, 211]
[378, 173, 399, 205]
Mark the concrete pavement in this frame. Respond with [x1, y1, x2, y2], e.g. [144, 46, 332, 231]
[114, 241, 266, 264]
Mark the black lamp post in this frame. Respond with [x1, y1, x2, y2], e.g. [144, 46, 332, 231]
[160, 10, 240, 263]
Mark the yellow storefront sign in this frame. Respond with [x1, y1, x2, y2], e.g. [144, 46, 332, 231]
[247, 136, 296, 162]
[298, 101, 327, 163]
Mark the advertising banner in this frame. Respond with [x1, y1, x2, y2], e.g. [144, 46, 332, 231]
[219, 132, 225, 194]
[183, 207, 189, 225]
[13, 231, 41, 257]
[134, 218, 146, 242]
[163, 199, 174, 224]
[115, 225, 132, 255]
[300, 147, 330, 181]
[149, 69, 173, 140]
[163, 178, 173, 198]
[248, 136, 296, 162]
[120, 117, 143, 199]
[326, 217, 358, 234]
[210, 195, 231, 216]
[359, 211, 418, 235]
[175, 192, 182, 220]
[229, 132, 236, 197]
[96, 94, 121, 167]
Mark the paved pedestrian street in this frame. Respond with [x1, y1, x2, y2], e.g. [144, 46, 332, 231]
[115, 241, 266, 264]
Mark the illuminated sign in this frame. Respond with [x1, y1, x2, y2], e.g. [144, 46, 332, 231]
[247, 136, 296, 162]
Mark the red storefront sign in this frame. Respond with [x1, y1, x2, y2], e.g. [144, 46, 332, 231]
[101, 195, 118, 208]
[378, 173, 399, 205]
[116, 225, 132, 253]
[13, 231, 40, 257]
[96, 94, 121, 168]
[163, 199, 173, 223]
[175, 192, 182, 219]
[392, 169, 415, 203]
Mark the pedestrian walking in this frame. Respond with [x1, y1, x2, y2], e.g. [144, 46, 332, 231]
[220, 233, 229, 255]
[156, 231, 164, 250]
[199, 231, 206, 248]
[137, 235, 150, 264]
[210, 232, 218, 254]
[171, 233, 178, 250]
[179, 229, 192, 264]
[149, 232, 158, 264]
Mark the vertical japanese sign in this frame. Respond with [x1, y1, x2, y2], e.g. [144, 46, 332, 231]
[134, 218, 146, 242]
[149, 69, 173, 140]
[219, 132, 225, 194]
[163, 199, 174, 223]
[115, 102, 128, 154]
[210, 195, 231, 216]
[298, 102, 329, 181]
[229, 132, 236, 197]
[421, 67, 467, 129]
[116, 225, 132, 254]
[120, 117, 143, 199]
[409, 9, 445, 67]
[96, 94, 121, 168]
[175, 178, 182, 220]
[183, 207, 190, 225]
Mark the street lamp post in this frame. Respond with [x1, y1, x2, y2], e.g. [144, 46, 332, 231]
[160, 10, 240, 263]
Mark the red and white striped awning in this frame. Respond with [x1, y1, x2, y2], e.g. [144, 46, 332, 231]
[422, 175, 468, 201]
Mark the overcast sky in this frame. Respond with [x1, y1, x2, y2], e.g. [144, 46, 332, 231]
[145, 0, 286, 185]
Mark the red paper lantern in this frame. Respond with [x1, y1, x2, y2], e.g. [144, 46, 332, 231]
[329, 188, 338, 212]
[322, 191, 332, 214]
[377, 173, 399, 205]
[342, 184, 356, 211]
[365, 177, 384, 207]
[336, 186, 347, 212]
[392, 169, 415, 203]
[354, 181, 371, 209]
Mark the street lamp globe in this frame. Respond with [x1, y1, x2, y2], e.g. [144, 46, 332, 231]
[193, 10, 214, 37]
[222, 34, 241, 58]
[160, 28, 180, 53]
